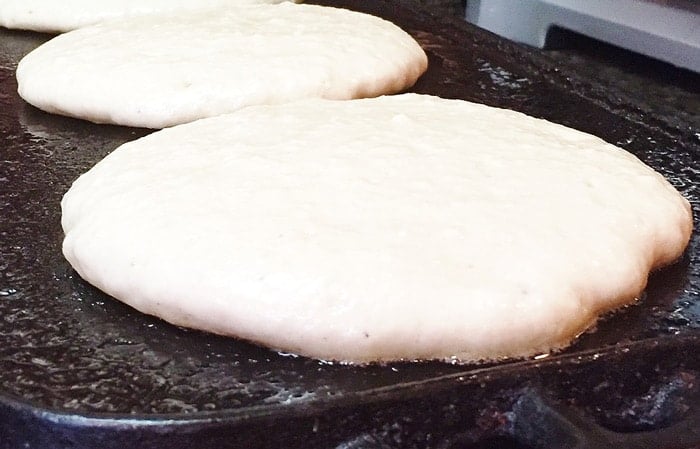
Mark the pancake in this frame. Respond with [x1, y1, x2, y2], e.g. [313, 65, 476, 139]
[61, 94, 693, 363]
[16, 3, 427, 128]
[0, 0, 300, 33]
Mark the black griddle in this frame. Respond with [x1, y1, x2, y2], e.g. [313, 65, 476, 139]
[0, 1, 698, 448]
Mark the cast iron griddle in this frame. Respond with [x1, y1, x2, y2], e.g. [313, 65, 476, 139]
[0, 1, 698, 447]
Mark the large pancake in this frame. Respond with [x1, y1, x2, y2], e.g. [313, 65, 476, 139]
[61, 94, 693, 364]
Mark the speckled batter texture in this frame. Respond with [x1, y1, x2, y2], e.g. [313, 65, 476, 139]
[0, 0, 301, 33]
[61, 94, 693, 364]
[15, 3, 427, 128]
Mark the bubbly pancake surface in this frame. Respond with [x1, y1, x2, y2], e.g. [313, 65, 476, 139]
[61, 94, 693, 364]
[16, 3, 427, 128]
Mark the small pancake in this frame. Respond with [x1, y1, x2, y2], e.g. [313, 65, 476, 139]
[16, 3, 427, 128]
[0, 0, 300, 33]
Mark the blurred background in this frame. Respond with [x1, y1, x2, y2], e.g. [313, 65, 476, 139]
[401, 0, 698, 133]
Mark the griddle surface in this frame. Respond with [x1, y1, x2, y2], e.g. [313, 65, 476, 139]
[0, 0, 698, 420]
